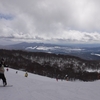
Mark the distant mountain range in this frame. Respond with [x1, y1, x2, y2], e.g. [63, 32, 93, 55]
[0, 42, 100, 60]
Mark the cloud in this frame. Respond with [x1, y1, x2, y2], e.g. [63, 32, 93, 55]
[0, 0, 100, 45]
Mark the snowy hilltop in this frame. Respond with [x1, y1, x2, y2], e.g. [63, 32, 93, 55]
[0, 68, 100, 100]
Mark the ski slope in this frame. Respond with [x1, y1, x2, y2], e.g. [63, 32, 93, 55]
[0, 68, 100, 100]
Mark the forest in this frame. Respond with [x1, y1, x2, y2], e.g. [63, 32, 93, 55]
[0, 49, 100, 81]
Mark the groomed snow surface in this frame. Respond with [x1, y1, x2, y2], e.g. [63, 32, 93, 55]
[0, 68, 100, 100]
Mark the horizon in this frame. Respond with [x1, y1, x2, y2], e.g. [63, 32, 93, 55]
[0, 41, 100, 48]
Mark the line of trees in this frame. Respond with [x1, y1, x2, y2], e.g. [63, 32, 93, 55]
[0, 49, 100, 81]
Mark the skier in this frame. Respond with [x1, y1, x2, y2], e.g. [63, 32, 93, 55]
[25, 71, 28, 77]
[0, 58, 7, 86]
[6, 68, 9, 71]
[16, 71, 18, 74]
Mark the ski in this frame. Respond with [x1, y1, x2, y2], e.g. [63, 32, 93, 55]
[0, 85, 13, 87]
[4, 85, 13, 87]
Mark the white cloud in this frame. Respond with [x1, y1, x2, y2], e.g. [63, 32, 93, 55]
[0, 0, 100, 45]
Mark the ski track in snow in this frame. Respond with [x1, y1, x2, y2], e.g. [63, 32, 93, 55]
[0, 68, 100, 100]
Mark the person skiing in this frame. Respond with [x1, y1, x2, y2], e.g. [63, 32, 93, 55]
[0, 58, 7, 86]
[25, 71, 28, 77]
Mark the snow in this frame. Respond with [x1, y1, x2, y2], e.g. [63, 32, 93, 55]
[86, 69, 100, 73]
[91, 53, 100, 56]
[36, 46, 59, 51]
[25, 46, 37, 50]
[0, 68, 100, 100]
[25, 46, 84, 51]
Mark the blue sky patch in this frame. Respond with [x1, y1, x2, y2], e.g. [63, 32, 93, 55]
[0, 13, 13, 20]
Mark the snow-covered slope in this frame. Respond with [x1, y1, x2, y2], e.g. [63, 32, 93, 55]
[0, 68, 100, 100]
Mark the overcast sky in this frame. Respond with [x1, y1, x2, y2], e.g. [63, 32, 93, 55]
[0, 0, 100, 45]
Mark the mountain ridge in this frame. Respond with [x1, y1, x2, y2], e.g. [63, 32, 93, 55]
[0, 42, 100, 60]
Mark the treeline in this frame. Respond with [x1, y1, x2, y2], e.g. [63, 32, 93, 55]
[0, 49, 100, 81]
